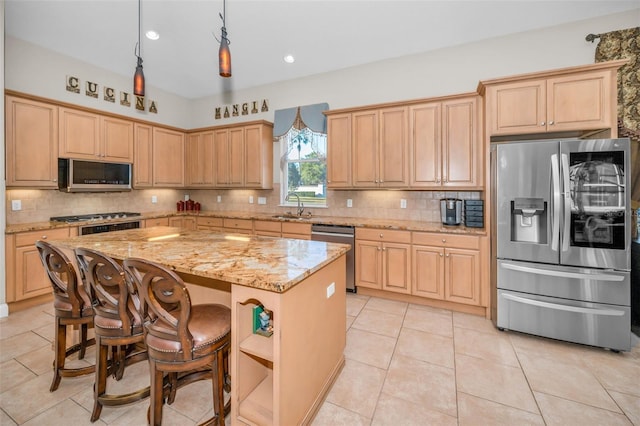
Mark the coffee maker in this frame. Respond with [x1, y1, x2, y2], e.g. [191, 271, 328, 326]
[440, 198, 462, 225]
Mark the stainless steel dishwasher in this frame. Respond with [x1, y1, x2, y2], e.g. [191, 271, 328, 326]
[311, 224, 356, 292]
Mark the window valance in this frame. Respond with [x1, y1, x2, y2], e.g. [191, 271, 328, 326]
[273, 103, 329, 137]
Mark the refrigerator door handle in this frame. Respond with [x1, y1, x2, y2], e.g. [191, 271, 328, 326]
[501, 262, 625, 281]
[502, 293, 626, 316]
[561, 153, 571, 252]
[551, 153, 560, 251]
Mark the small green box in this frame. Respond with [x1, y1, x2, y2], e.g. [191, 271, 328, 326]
[252, 305, 264, 334]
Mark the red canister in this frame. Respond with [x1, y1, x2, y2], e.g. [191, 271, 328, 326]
[177, 200, 185, 211]
[195, 202, 201, 212]
[186, 199, 194, 211]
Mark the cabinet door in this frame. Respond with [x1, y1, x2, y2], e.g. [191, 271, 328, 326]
[486, 79, 546, 136]
[326, 114, 351, 188]
[169, 217, 197, 230]
[101, 116, 133, 162]
[547, 70, 613, 132]
[134, 123, 153, 187]
[409, 102, 441, 188]
[59, 107, 100, 159]
[229, 128, 245, 187]
[245, 124, 272, 189]
[186, 131, 215, 187]
[442, 97, 479, 187]
[214, 129, 230, 186]
[412, 246, 445, 299]
[152, 128, 185, 187]
[352, 110, 378, 188]
[5, 96, 59, 187]
[355, 240, 381, 289]
[145, 217, 169, 227]
[382, 243, 411, 294]
[444, 248, 480, 305]
[379, 107, 409, 188]
[15, 246, 50, 301]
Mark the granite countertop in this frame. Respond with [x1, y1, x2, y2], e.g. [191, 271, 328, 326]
[48, 226, 351, 293]
[5, 210, 487, 236]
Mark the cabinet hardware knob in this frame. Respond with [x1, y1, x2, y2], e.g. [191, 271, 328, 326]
[541, 122, 545, 126]
[382, 247, 386, 251]
[53, 179, 57, 182]
[377, 247, 381, 251]
[446, 254, 450, 257]
[549, 120, 554, 125]
[42, 236, 47, 239]
[442, 238, 446, 242]
[439, 253, 443, 257]
[379, 234, 383, 238]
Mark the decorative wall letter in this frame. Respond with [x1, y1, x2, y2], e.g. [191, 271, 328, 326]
[135, 96, 145, 111]
[66, 75, 80, 93]
[86, 81, 98, 98]
[120, 92, 131, 107]
[104, 87, 115, 102]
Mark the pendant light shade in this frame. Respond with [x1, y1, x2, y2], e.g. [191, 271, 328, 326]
[217, 0, 231, 78]
[219, 27, 231, 77]
[133, 0, 145, 96]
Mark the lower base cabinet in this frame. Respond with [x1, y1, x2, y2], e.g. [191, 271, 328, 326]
[355, 229, 411, 294]
[168, 216, 196, 230]
[412, 233, 481, 306]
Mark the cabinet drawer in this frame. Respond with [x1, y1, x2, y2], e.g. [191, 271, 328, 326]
[197, 217, 224, 227]
[15, 228, 71, 247]
[145, 217, 170, 227]
[223, 218, 253, 230]
[254, 220, 281, 233]
[281, 222, 311, 236]
[356, 228, 411, 244]
[412, 232, 479, 249]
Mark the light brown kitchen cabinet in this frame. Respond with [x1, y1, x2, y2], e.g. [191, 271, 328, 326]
[214, 122, 273, 189]
[133, 123, 153, 187]
[168, 216, 196, 230]
[59, 108, 133, 162]
[186, 131, 215, 187]
[152, 127, 185, 187]
[281, 222, 311, 240]
[144, 217, 170, 227]
[223, 218, 253, 235]
[409, 95, 480, 188]
[196, 216, 224, 232]
[326, 113, 351, 188]
[5, 227, 77, 308]
[412, 233, 481, 306]
[352, 107, 408, 188]
[5, 96, 59, 188]
[481, 61, 624, 137]
[355, 228, 411, 294]
[254, 220, 282, 237]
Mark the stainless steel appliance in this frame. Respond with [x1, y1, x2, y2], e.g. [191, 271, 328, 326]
[440, 198, 462, 225]
[58, 158, 132, 192]
[311, 224, 355, 292]
[50, 212, 141, 235]
[492, 138, 632, 351]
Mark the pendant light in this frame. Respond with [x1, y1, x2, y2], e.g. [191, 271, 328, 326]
[218, 0, 231, 77]
[133, 0, 145, 96]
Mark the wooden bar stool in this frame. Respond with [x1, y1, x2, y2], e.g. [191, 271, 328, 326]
[75, 248, 150, 422]
[123, 257, 231, 426]
[35, 240, 96, 392]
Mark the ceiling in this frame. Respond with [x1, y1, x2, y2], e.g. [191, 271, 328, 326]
[5, 1, 639, 100]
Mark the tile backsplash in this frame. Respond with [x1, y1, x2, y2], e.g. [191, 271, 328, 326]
[5, 186, 482, 224]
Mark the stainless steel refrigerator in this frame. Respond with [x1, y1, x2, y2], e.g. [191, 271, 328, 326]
[491, 138, 632, 351]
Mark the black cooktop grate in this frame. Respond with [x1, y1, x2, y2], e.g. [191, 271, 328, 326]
[50, 212, 141, 223]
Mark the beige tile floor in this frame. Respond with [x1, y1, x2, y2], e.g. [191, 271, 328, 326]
[1, 293, 639, 425]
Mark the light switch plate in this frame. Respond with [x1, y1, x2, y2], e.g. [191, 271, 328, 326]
[217, 195, 222, 203]
[184, 194, 190, 201]
[249, 196, 254, 204]
[400, 199, 407, 209]
[347, 199, 353, 208]
[11, 200, 22, 211]
[326, 282, 335, 298]
[258, 197, 267, 205]
[151, 195, 158, 204]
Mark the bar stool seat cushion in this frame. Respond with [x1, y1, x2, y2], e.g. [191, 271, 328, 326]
[146, 304, 231, 361]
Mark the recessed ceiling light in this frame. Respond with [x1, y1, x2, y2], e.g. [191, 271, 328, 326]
[145, 30, 160, 40]
[283, 54, 295, 64]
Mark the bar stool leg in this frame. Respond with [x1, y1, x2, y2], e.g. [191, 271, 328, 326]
[91, 335, 109, 422]
[50, 318, 67, 392]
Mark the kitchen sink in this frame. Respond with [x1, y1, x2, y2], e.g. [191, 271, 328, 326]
[271, 213, 312, 220]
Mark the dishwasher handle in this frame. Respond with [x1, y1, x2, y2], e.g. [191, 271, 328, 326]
[311, 231, 355, 239]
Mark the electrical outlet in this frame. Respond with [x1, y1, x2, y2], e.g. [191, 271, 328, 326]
[217, 195, 222, 203]
[184, 194, 190, 201]
[151, 195, 158, 204]
[258, 197, 267, 205]
[11, 200, 22, 211]
[400, 199, 407, 209]
[347, 199, 353, 208]
[326, 282, 335, 298]
[249, 196, 254, 204]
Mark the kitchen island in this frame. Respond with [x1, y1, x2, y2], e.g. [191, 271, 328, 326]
[49, 226, 350, 426]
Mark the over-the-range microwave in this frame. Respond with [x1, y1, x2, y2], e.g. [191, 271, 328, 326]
[58, 158, 132, 192]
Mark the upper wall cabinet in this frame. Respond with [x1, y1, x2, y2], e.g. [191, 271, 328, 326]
[410, 96, 481, 189]
[152, 127, 185, 187]
[186, 130, 215, 187]
[326, 113, 352, 188]
[133, 123, 153, 187]
[480, 60, 626, 138]
[5, 96, 59, 188]
[59, 107, 133, 162]
[213, 121, 273, 189]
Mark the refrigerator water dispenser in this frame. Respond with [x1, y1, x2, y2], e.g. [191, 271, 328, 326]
[511, 198, 547, 243]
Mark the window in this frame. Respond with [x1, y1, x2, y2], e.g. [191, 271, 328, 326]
[280, 126, 327, 207]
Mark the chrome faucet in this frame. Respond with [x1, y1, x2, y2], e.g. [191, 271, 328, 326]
[286, 192, 304, 216]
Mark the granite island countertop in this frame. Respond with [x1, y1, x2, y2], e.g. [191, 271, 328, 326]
[6, 210, 487, 235]
[48, 226, 351, 293]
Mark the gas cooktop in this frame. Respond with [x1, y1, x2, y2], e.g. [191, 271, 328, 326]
[50, 212, 141, 223]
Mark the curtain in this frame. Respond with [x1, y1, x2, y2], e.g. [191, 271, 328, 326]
[273, 103, 329, 137]
[595, 27, 640, 203]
